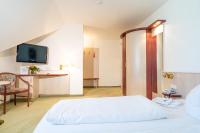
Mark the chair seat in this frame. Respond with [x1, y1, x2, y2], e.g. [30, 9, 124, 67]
[16, 92, 32, 97]
[0, 72, 30, 114]
[0, 88, 28, 95]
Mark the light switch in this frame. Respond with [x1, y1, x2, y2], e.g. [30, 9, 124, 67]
[171, 84, 177, 89]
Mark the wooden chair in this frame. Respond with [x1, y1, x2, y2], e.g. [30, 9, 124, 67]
[0, 72, 30, 114]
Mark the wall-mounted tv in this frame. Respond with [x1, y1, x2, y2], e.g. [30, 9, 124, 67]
[16, 43, 48, 64]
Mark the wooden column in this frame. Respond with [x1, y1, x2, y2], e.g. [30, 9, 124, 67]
[122, 36, 126, 96]
[146, 20, 165, 99]
[146, 30, 157, 99]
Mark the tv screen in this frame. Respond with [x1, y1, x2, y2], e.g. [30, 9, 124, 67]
[16, 43, 48, 64]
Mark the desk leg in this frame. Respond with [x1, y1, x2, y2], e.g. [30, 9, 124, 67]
[97, 79, 99, 88]
[3, 95, 6, 114]
[3, 86, 7, 114]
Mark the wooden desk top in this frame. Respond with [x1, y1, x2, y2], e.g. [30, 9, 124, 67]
[17, 74, 68, 77]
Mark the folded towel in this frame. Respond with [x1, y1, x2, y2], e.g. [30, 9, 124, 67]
[153, 97, 183, 108]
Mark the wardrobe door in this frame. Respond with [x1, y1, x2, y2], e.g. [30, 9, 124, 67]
[126, 31, 146, 96]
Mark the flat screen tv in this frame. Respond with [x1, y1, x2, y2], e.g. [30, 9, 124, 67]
[16, 43, 48, 64]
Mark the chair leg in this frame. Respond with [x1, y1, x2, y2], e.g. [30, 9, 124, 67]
[14, 94, 16, 106]
[3, 94, 6, 114]
[27, 91, 30, 107]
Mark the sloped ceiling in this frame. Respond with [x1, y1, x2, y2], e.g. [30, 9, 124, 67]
[0, 0, 63, 52]
[0, 0, 167, 52]
[54, 0, 168, 31]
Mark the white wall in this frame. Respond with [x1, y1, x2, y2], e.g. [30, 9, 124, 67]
[36, 24, 84, 95]
[93, 40, 121, 86]
[0, 47, 19, 73]
[84, 26, 122, 87]
[137, 0, 200, 73]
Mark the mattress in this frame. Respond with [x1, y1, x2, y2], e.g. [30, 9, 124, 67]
[34, 100, 200, 133]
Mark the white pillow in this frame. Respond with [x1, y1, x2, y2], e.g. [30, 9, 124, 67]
[185, 84, 200, 120]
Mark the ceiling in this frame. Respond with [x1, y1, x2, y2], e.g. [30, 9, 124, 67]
[0, 0, 168, 52]
[54, 0, 168, 31]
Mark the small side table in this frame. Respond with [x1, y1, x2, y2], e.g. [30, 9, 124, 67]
[83, 78, 99, 88]
[0, 81, 10, 125]
[162, 92, 182, 99]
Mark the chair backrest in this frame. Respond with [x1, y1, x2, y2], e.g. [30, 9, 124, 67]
[0, 72, 16, 90]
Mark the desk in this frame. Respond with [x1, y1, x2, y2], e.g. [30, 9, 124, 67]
[83, 78, 99, 88]
[17, 74, 68, 77]
[0, 81, 10, 124]
[17, 74, 68, 98]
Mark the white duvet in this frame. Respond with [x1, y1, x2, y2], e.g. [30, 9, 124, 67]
[46, 95, 167, 125]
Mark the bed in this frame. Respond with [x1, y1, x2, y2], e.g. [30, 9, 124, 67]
[34, 96, 200, 133]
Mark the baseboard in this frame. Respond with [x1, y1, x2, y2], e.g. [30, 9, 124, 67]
[10, 98, 36, 102]
[68, 94, 84, 96]
[39, 94, 84, 97]
[84, 86, 121, 88]
[0, 97, 36, 104]
[99, 86, 121, 88]
[0, 101, 10, 105]
[39, 94, 69, 97]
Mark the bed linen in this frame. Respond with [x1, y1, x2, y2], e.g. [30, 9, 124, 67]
[46, 96, 167, 124]
[185, 84, 200, 120]
[34, 99, 200, 133]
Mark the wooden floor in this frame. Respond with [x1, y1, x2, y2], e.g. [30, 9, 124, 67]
[0, 87, 122, 133]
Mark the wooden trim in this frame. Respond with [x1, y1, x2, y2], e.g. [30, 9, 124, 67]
[146, 19, 166, 99]
[147, 20, 166, 31]
[146, 31, 157, 99]
[122, 36, 126, 96]
[120, 27, 147, 39]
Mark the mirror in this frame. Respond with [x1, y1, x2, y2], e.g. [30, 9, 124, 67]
[156, 33, 164, 96]
[151, 24, 164, 98]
